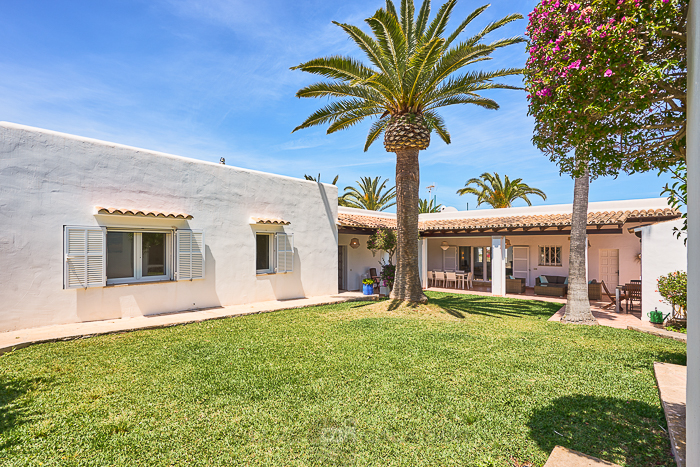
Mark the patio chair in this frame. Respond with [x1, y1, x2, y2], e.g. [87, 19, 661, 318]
[445, 271, 457, 288]
[369, 268, 381, 291]
[427, 271, 435, 288]
[601, 281, 617, 310]
[434, 271, 445, 288]
[466, 272, 474, 290]
[626, 283, 641, 312]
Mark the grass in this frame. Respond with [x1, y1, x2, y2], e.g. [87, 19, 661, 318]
[0, 291, 686, 466]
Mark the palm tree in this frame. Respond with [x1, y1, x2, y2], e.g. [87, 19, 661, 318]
[341, 176, 396, 211]
[304, 173, 351, 206]
[457, 172, 546, 208]
[304, 173, 340, 185]
[292, 1, 523, 303]
[419, 198, 442, 213]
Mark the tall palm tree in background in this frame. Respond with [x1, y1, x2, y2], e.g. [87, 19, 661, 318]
[304, 174, 351, 206]
[292, 0, 523, 302]
[304, 173, 340, 185]
[341, 176, 397, 211]
[419, 198, 443, 213]
[457, 172, 546, 208]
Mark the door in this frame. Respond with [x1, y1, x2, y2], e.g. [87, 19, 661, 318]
[513, 246, 530, 286]
[599, 249, 619, 287]
[338, 246, 346, 291]
[443, 246, 458, 270]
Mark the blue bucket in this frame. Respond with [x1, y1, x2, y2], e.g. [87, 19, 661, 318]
[362, 284, 374, 295]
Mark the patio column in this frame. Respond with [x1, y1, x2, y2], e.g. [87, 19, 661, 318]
[420, 237, 428, 288]
[491, 236, 507, 296]
[687, 0, 699, 463]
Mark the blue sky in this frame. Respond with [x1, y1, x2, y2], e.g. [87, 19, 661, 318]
[1, 0, 674, 211]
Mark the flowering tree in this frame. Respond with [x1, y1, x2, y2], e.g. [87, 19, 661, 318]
[657, 271, 687, 319]
[366, 228, 397, 265]
[525, 0, 686, 177]
[524, 0, 686, 325]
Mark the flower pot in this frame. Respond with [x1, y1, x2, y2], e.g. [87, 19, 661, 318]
[379, 286, 390, 297]
[362, 284, 374, 295]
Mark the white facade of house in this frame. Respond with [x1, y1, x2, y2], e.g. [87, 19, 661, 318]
[637, 219, 687, 321]
[339, 201, 685, 311]
[0, 123, 338, 332]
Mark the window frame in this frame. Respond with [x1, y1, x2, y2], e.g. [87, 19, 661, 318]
[255, 232, 275, 275]
[538, 245, 563, 267]
[106, 229, 173, 285]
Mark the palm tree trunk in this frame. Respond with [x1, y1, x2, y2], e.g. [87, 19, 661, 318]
[391, 148, 428, 303]
[562, 165, 598, 325]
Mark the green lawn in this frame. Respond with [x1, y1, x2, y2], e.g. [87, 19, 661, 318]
[0, 292, 685, 466]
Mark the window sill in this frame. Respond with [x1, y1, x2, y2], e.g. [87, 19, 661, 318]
[105, 279, 174, 287]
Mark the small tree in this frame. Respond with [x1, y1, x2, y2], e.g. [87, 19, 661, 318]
[366, 228, 397, 265]
[657, 271, 687, 319]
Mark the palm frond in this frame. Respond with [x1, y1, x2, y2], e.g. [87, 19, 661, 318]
[422, 110, 451, 144]
[444, 4, 489, 49]
[400, 0, 416, 49]
[421, 0, 457, 45]
[364, 117, 390, 152]
[463, 13, 524, 48]
[291, 55, 375, 82]
[425, 95, 499, 111]
[367, 9, 408, 78]
[293, 99, 379, 132]
[296, 82, 386, 105]
[414, 0, 431, 39]
[326, 107, 385, 134]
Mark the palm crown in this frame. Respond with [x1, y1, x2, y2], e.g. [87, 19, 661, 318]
[291, 0, 524, 151]
[457, 172, 546, 208]
[341, 176, 397, 211]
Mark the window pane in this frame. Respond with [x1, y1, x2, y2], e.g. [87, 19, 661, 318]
[256, 234, 270, 271]
[142, 233, 166, 276]
[107, 232, 134, 279]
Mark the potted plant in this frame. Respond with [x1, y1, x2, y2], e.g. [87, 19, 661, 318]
[362, 278, 375, 296]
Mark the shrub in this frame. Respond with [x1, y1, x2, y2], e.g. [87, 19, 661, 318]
[657, 271, 687, 318]
[380, 265, 396, 290]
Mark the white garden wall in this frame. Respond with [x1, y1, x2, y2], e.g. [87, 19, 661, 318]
[0, 122, 339, 332]
[638, 219, 687, 321]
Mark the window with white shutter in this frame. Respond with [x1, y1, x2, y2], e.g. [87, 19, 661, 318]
[64, 226, 106, 289]
[275, 233, 294, 274]
[176, 230, 205, 280]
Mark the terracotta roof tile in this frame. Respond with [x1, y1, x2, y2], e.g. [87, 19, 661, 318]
[338, 212, 396, 230]
[96, 207, 193, 220]
[338, 208, 679, 232]
[251, 217, 291, 225]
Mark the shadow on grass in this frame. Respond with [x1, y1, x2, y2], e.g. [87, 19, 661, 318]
[427, 292, 559, 320]
[528, 395, 673, 466]
[0, 376, 53, 449]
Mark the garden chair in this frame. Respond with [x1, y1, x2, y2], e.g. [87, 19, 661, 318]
[626, 283, 641, 312]
[427, 271, 435, 288]
[601, 281, 617, 310]
[466, 272, 474, 290]
[369, 268, 381, 292]
[445, 271, 457, 288]
[434, 271, 445, 288]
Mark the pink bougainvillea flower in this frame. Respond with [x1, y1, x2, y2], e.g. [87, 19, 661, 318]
[565, 3, 581, 13]
[604, 69, 613, 77]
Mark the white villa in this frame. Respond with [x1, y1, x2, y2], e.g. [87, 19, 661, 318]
[0, 122, 686, 332]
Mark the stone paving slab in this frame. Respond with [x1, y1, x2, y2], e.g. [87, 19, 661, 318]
[627, 325, 687, 343]
[654, 362, 686, 467]
[0, 292, 375, 356]
[550, 305, 651, 330]
[543, 446, 621, 467]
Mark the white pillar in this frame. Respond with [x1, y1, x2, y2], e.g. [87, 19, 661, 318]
[584, 234, 589, 283]
[687, 0, 699, 463]
[420, 237, 428, 288]
[491, 236, 507, 296]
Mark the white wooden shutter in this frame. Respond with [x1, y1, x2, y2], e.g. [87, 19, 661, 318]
[176, 230, 205, 280]
[64, 226, 106, 289]
[275, 233, 294, 273]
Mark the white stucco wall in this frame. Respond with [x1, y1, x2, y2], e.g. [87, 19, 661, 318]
[0, 122, 338, 332]
[638, 219, 687, 321]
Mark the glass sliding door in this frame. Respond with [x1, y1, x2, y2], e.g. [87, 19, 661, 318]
[458, 246, 471, 272]
[472, 246, 492, 281]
